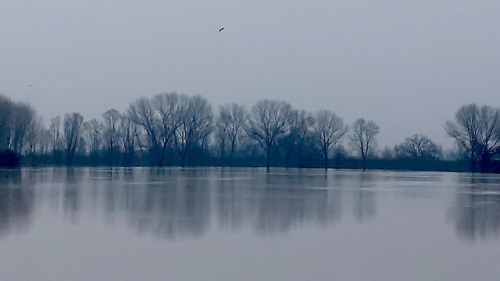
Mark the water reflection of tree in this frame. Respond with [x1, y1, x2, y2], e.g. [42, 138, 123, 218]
[216, 169, 249, 231]
[124, 168, 211, 239]
[453, 176, 500, 241]
[122, 168, 342, 238]
[89, 168, 122, 224]
[254, 171, 341, 234]
[1, 168, 347, 240]
[353, 172, 376, 223]
[63, 168, 84, 222]
[0, 170, 34, 237]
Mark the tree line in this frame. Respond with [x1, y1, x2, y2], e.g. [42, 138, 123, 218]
[1, 92, 499, 172]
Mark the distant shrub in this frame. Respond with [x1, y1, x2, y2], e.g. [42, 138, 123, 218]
[0, 150, 21, 167]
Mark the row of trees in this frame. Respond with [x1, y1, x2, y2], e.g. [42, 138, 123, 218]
[1, 92, 499, 172]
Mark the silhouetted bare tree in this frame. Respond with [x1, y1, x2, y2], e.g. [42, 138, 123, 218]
[246, 100, 292, 172]
[312, 110, 347, 170]
[215, 103, 248, 166]
[129, 93, 188, 166]
[175, 95, 213, 167]
[118, 114, 138, 165]
[290, 110, 315, 168]
[24, 116, 46, 155]
[49, 116, 64, 163]
[0, 96, 36, 154]
[350, 118, 379, 171]
[63, 112, 84, 165]
[102, 109, 121, 165]
[9, 102, 35, 154]
[445, 104, 500, 172]
[153, 93, 185, 165]
[34, 121, 47, 155]
[279, 110, 314, 168]
[83, 118, 102, 164]
[395, 134, 441, 160]
[128, 97, 163, 165]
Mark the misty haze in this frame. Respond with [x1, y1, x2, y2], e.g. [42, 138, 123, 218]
[2, 0, 500, 280]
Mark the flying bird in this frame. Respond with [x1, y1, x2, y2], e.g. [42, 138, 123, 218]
[218, 27, 225, 32]
[28, 84, 34, 87]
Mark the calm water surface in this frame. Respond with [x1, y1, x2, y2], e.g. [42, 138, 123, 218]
[0, 167, 499, 281]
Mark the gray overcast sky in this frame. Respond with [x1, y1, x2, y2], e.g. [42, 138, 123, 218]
[1, 0, 500, 149]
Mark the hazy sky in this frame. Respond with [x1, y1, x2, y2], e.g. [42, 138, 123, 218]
[2, 0, 500, 149]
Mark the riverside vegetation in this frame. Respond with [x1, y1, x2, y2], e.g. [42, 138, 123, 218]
[1, 93, 499, 172]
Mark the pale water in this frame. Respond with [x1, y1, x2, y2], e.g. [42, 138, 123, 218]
[0, 167, 499, 281]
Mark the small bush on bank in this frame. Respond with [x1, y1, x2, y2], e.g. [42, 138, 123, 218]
[0, 150, 21, 168]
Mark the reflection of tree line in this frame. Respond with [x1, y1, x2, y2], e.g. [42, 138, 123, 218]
[105, 169, 378, 237]
[124, 169, 211, 239]
[252, 173, 342, 234]
[0, 170, 34, 237]
[61, 168, 350, 238]
[121, 169, 343, 238]
[0, 168, 417, 239]
[453, 176, 500, 241]
[2, 168, 500, 241]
